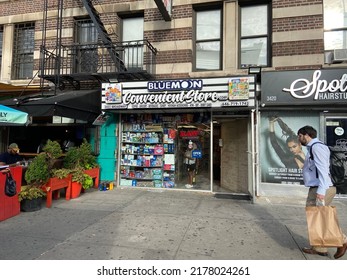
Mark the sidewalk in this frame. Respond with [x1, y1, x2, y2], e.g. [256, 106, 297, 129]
[0, 187, 346, 260]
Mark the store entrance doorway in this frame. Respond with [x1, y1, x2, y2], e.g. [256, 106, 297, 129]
[213, 118, 249, 194]
[324, 115, 347, 195]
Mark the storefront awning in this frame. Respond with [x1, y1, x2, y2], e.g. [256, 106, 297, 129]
[1, 89, 101, 122]
[0, 82, 46, 98]
[0, 104, 29, 125]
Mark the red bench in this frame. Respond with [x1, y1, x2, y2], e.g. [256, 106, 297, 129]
[42, 175, 71, 208]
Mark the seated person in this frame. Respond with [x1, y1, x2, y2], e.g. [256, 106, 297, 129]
[0, 143, 23, 166]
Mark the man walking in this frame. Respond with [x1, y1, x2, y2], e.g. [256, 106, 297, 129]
[297, 125, 347, 259]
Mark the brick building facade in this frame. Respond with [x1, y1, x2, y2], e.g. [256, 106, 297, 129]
[1, 0, 347, 198]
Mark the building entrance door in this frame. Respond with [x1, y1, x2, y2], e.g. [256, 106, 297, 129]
[325, 115, 347, 195]
[213, 118, 249, 194]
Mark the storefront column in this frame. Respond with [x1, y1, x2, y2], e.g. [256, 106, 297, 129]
[1, 24, 14, 81]
[98, 114, 117, 182]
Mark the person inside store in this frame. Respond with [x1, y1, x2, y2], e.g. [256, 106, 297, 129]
[184, 140, 197, 189]
[62, 138, 75, 153]
[0, 143, 23, 166]
[297, 125, 347, 259]
[269, 116, 305, 169]
[37, 139, 47, 153]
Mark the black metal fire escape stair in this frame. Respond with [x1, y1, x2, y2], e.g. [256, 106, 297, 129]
[81, 0, 126, 72]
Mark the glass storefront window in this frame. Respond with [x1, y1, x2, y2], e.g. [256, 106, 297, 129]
[260, 111, 319, 185]
[119, 113, 211, 190]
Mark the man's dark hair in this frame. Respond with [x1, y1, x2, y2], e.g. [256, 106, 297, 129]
[297, 125, 317, 138]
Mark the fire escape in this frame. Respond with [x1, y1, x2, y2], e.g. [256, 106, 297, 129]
[39, 0, 157, 91]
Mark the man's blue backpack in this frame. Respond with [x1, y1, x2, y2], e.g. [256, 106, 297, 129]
[309, 142, 346, 187]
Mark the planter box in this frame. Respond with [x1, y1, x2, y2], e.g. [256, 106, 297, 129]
[42, 175, 72, 208]
[84, 167, 100, 188]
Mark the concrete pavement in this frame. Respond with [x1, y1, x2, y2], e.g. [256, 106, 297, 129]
[0, 187, 347, 260]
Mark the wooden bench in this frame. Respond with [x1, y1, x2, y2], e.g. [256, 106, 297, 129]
[42, 175, 71, 208]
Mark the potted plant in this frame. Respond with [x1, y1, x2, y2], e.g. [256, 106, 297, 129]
[20, 153, 48, 211]
[63, 139, 99, 198]
[20, 140, 69, 210]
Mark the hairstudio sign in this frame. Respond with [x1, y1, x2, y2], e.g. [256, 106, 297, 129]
[262, 69, 347, 106]
[283, 70, 347, 100]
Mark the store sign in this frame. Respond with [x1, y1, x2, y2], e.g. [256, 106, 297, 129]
[262, 69, 347, 106]
[101, 77, 255, 110]
[179, 130, 199, 138]
[147, 79, 202, 91]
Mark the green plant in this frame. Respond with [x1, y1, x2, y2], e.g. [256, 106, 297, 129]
[70, 166, 94, 190]
[63, 138, 98, 170]
[24, 153, 50, 187]
[18, 185, 46, 202]
[21, 140, 63, 201]
[43, 139, 63, 160]
[62, 138, 98, 190]
[52, 168, 71, 179]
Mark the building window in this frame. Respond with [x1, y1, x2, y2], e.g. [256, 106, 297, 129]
[0, 26, 3, 76]
[324, 0, 347, 60]
[240, 4, 269, 68]
[194, 7, 222, 71]
[121, 16, 144, 69]
[73, 18, 99, 73]
[12, 22, 35, 79]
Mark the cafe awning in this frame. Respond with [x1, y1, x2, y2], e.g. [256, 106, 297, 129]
[0, 82, 45, 98]
[0, 104, 29, 125]
[1, 89, 101, 122]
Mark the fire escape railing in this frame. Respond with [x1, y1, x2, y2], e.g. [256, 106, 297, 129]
[39, 40, 157, 89]
[81, 0, 126, 71]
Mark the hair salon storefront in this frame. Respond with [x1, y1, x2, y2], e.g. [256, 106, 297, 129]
[260, 68, 347, 197]
[101, 76, 257, 198]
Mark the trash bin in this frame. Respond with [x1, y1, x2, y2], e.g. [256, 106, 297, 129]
[0, 166, 22, 221]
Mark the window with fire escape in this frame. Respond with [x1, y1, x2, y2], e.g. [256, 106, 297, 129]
[240, 3, 270, 68]
[74, 18, 99, 73]
[12, 22, 35, 80]
[121, 16, 144, 70]
[194, 5, 222, 71]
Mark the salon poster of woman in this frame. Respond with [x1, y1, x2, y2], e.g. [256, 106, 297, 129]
[260, 112, 319, 184]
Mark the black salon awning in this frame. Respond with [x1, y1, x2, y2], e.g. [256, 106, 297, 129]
[0, 89, 101, 122]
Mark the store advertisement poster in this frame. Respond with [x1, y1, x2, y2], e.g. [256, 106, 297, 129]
[228, 78, 249, 100]
[260, 112, 319, 184]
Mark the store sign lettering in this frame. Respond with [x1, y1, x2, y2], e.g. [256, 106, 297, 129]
[0, 112, 8, 118]
[179, 130, 199, 137]
[147, 80, 203, 91]
[123, 90, 219, 105]
[283, 70, 347, 100]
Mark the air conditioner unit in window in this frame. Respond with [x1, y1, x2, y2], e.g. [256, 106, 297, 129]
[333, 49, 347, 61]
[324, 51, 333, 64]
